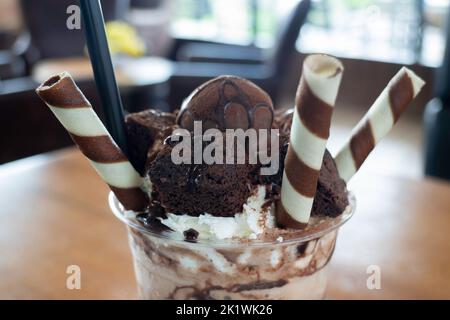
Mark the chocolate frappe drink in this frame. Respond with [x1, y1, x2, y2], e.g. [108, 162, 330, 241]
[36, 54, 425, 300]
[110, 192, 354, 299]
[118, 55, 351, 299]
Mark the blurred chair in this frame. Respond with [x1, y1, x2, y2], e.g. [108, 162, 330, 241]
[19, 0, 130, 63]
[0, 79, 106, 164]
[128, 0, 174, 57]
[169, 0, 311, 108]
[130, 0, 163, 9]
[0, 28, 29, 79]
[0, 43, 27, 79]
[21, 0, 171, 112]
[424, 8, 450, 181]
[1, 0, 126, 162]
[0, 89, 71, 164]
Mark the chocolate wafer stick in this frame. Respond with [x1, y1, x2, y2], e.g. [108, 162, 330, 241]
[277, 54, 344, 228]
[334, 67, 425, 182]
[36, 72, 148, 211]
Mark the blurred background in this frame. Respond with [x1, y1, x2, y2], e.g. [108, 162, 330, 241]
[1, 0, 449, 181]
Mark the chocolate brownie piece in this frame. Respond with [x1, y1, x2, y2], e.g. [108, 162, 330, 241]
[273, 108, 293, 136]
[125, 109, 176, 175]
[257, 132, 289, 187]
[312, 150, 349, 217]
[257, 134, 348, 217]
[148, 134, 256, 217]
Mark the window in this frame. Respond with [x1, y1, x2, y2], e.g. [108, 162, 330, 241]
[172, 0, 296, 46]
[172, 0, 449, 66]
[301, 0, 449, 67]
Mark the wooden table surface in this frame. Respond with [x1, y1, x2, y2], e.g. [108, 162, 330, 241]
[1, 148, 449, 299]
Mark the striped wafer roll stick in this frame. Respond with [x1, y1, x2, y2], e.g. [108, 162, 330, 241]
[36, 72, 148, 211]
[277, 54, 344, 228]
[334, 67, 425, 182]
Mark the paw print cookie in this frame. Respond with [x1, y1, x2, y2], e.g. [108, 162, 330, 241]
[177, 76, 274, 131]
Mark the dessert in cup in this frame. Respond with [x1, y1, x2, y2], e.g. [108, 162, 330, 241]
[36, 54, 424, 300]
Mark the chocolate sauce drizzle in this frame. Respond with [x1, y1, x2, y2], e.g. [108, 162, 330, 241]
[169, 279, 288, 300]
[186, 165, 203, 192]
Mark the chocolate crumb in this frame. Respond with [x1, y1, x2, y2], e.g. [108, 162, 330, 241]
[136, 213, 150, 226]
[184, 228, 199, 242]
[297, 243, 308, 256]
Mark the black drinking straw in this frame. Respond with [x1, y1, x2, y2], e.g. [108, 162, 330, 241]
[79, 0, 128, 153]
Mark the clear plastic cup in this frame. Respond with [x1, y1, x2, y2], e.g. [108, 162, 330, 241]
[109, 192, 355, 300]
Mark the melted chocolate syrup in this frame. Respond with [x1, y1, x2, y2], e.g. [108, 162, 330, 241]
[186, 165, 202, 192]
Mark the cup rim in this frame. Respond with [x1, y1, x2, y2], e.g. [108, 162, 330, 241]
[109, 191, 356, 248]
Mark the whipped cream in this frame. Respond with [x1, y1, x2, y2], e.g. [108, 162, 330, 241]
[159, 186, 274, 240]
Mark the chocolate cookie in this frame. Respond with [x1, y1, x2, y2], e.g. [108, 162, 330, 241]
[177, 76, 274, 132]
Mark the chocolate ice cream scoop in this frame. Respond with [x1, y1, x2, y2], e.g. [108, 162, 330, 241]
[177, 76, 274, 131]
